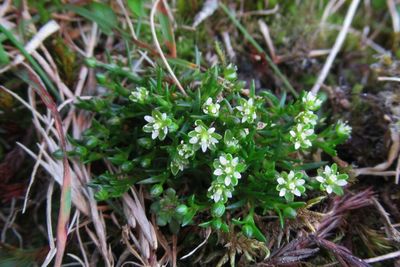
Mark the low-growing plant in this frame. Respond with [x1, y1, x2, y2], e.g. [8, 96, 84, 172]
[71, 59, 351, 241]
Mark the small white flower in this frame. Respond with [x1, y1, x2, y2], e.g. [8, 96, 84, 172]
[202, 97, 220, 117]
[143, 110, 174, 141]
[207, 182, 233, 203]
[129, 87, 149, 104]
[236, 98, 257, 123]
[177, 141, 195, 159]
[213, 154, 245, 187]
[289, 123, 314, 150]
[170, 157, 188, 175]
[295, 111, 318, 126]
[316, 163, 348, 195]
[336, 120, 352, 137]
[276, 171, 306, 201]
[302, 92, 322, 111]
[224, 64, 238, 81]
[188, 120, 222, 152]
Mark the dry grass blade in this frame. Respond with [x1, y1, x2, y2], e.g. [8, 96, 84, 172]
[22, 63, 72, 267]
[192, 0, 219, 28]
[0, 20, 60, 73]
[157, 0, 177, 58]
[311, 0, 361, 94]
[364, 250, 400, 263]
[150, 0, 187, 97]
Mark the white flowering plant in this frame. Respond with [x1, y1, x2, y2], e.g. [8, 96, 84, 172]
[73, 62, 352, 240]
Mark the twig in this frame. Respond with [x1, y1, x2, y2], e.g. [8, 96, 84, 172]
[387, 0, 400, 33]
[192, 0, 219, 28]
[258, 20, 277, 62]
[364, 250, 400, 263]
[372, 197, 400, 242]
[150, 0, 187, 97]
[378, 76, 400, 82]
[239, 5, 279, 17]
[324, 24, 387, 54]
[221, 31, 236, 61]
[180, 228, 212, 259]
[311, 0, 361, 94]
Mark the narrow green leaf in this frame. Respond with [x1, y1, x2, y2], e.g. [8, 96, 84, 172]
[65, 3, 117, 35]
[0, 42, 10, 64]
[127, 0, 145, 17]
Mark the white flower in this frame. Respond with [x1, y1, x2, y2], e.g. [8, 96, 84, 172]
[170, 157, 188, 175]
[188, 120, 222, 152]
[223, 130, 240, 152]
[129, 87, 149, 104]
[213, 154, 245, 187]
[224, 64, 238, 81]
[336, 120, 352, 137]
[316, 163, 348, 195]
[289, 123, 314, 150]
[207, 182, 233, 203]
[302, 92, 322, 111]
[236, 98, 257, 123]
[276, 171, 306, 201]
[143, 110, 174, 141]
[295, 111, 318, 126]
[202, 97, 220, 117]
[177, 141, 195, 159]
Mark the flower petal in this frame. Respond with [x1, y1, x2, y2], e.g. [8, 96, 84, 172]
[144, 115, 154, 122]
[277, 177, 285, 184]
[326, 186, 333, 194]
[279, 188, 286, 197]
[214, 169, 223, 176]
[151, 131, 159, 139]
[201, 142, 207, 152]
[189, 137, 198, 144]
[293, 189, 301, 196]
[219, 156, 227, 165]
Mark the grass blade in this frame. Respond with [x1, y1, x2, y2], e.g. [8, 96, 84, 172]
[22, 64, 72, 267]
[219, 3, 298, 98]
[157, 1, 177, 57]
[0, 24, 60, 101]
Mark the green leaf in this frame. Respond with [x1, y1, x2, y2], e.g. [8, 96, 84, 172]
[65, 3, 117, 35]
[211, 202, 225, 217]
[176, 204, 188, 215]
[127, 0, 145, 17]
[137, 175, 165, 184]
[297, 161, 328, 171]
[242, 224, 253, 238]
[157, 1, 176, 56]
[182, 208, 197, 226]
[0, 42, 9, 65]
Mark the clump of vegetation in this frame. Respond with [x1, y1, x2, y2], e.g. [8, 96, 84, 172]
[2, 0, 400, 266]
[72, 60, 351, 241]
